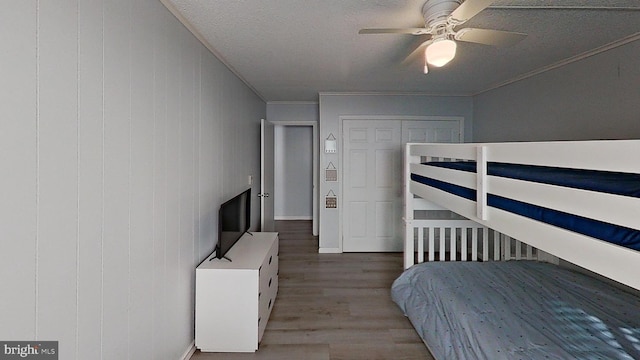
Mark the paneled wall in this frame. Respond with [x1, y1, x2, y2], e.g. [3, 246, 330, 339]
[0, 1, 265, 359]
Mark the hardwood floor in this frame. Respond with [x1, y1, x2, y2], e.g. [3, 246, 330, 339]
[190, 220, 433, 360]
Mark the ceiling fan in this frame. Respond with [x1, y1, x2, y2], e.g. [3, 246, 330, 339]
[359, 0, 527, 74]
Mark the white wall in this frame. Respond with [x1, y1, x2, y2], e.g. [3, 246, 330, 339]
[0, 1, 265, 359]
[267, 102, 319, 123]
[274, 126, 314, 219]
[318, 94, 473, 251]
[474, 40, 640, 141]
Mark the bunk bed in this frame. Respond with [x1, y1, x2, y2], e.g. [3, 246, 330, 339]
[393, 140, 640, 359]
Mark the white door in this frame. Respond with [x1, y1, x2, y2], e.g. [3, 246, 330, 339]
[260, 119, 275, 232]
[343, 120, 402, 252]
[342, 119, 461, 252]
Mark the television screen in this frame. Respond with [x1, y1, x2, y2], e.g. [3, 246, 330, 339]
[216, 188, 251, 260]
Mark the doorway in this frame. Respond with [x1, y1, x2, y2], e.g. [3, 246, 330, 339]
[273, 121, 318, 236]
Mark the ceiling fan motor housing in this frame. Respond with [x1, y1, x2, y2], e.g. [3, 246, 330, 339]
[422, 0, 462, 31]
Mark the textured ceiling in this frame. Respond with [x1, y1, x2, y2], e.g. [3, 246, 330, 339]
[162, 0, 640, 102]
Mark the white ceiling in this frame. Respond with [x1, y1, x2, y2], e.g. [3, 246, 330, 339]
[162, 0, 640, 102]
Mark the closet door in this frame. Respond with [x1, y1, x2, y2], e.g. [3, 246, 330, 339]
[342, 119, 462, 252]
[343, 120, 402, 252]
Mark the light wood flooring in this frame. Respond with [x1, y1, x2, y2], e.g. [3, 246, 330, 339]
[190, 220, 434, 360]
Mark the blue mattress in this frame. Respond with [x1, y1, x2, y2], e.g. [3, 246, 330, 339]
[425, 161, 640, 198]
[392, 261, 640, 360]
[411, 162, 640, 251]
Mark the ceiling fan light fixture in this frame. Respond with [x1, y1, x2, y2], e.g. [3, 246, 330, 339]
[425, 38, 457, 67]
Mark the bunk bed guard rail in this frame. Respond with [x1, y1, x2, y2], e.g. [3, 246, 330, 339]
[403, 140, 640, 291]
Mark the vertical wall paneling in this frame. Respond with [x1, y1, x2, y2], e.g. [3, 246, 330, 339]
[178, 28, 196, 346]
[193, 43, 202, 271]
[164, 12, 183, 359]
[204, 54, 226, 258]
[221, 69, 232, 195]
[152, 4, 169, 358]
[0, 1, 37, 341]
[1, 1, 266, 358]
[129, 0, 155, 358]
[37, 1, 79, 358]
[212, 59, 225, 211]
[77, 0, 104, 358]
[197, 50, 215, 262]
[103, 0, 131, 358]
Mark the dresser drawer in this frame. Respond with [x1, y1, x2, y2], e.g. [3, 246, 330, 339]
[259, 239, 278, 291]
[257, 236, 279, 341]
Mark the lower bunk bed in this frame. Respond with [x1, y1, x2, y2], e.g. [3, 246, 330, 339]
[392, 261, 640, 359]
[396, 140, 640, 359]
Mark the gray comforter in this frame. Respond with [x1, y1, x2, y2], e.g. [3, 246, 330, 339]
[392, 261, 640, 359]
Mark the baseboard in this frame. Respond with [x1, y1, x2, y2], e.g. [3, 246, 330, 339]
[274, 216, 313, 220]
[180, 341, 196, 360]
[318, 247, 341, 254]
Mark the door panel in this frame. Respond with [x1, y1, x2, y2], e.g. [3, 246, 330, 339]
[375, 149, 395, 188]
[349, 201, 368, 238]
[348, 150, 367, 188]
[375, 201, 394, 238]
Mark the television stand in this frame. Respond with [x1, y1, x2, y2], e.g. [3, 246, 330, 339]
[195, 232, 279, 352]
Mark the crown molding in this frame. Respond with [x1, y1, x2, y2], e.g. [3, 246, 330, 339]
[267, 101, 319, 105]
[318, 91, 472, 97]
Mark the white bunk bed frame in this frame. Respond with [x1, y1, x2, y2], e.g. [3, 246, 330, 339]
[403, 140, 640, 291]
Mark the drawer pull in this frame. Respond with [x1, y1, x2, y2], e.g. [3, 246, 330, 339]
[258, 317, 261, 324]
[258, 292, 261, 299]
[268, 278, 272, 287]
[268, 299, 272, 309]
[269, 255, 272, 265]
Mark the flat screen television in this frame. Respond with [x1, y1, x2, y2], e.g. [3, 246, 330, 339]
[216, 188, 251, 260]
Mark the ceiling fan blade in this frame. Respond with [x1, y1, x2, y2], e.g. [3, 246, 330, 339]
[449, 0, 495, 24]
[401, 38, 432, 66]
[455, 28, 526, 46]
[488, 5, 640, 11]
[359, 28, 431, 35]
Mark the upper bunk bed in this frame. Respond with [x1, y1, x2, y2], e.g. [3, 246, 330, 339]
[403, 140, 640, 291]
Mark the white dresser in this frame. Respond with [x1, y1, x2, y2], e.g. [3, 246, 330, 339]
[195, 232, 279, 352]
